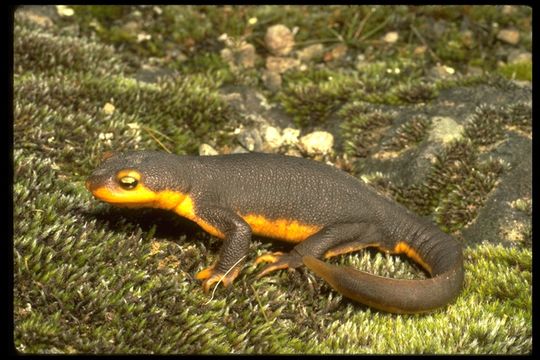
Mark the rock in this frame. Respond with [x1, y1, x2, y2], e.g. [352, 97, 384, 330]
[121, 21, 140, 34]
[231, 146, 249, 154]
[218, 48, 233, 66]
[282, 127, 300, 146]
[323, 44, 348, 62]
[497, 29, 520, 45]
[355, 54, 370, 71]
[219, 92, 244, 112]
[265, 24, 295, 56]
[17, 9, 54, 27]
[297, 43, 324, 62]
[467, 66, 484, 76]
[429, 64, 456, 79]
[413, 45, 427, 55]
[502, 5, 517, 15]
[265, 56, 300, 74]
[198, 143, 219, 156]
[383, 31, 399, 44]
[136, 32, 152, 43]
[428, 117, 464, 144]
[284, 148, 303, 157]
[102, 102, 115, 115]
[507, 50, 532, 64]
[460, 30, 474, 48]
[55, 5, 74, 17]
[432, 21, 447, 38]
[236, 128, 263, 152]
[220, 42, 257, 69]
[262, 70, 282, 91]
[298, 131, 334, 155]
[261, 125, 284, 150]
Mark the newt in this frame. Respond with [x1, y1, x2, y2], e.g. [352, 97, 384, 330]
[86, 151, 464, 313]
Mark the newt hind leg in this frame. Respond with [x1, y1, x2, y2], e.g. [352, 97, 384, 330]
[255, 222, 382, 278]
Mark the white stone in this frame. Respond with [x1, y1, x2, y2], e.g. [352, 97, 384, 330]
[299, 131, 334, 155]
[102, 102, 115, 115]
[265, 24, 295, 56]
[198, 144, 219, 156]
[56, 5, 74, 17]
[281, 127, 300, 146]
[383, 31, 399, 43]
[497, 29, 520, 45]
[261, 125, 283, 150]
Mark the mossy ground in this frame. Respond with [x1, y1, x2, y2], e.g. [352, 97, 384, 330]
[13, 5, 531, 354]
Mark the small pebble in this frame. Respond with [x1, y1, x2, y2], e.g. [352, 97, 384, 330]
[497, 29, 520, 45]
[261, 125, 284, 150]
[282, 128, 301, 146]
[198, 144, 219, 156]
[324, 44, 348, 62]
[56, 5, 74, 17]
[265, 56, 300, 74]
[507, 50, 532, 64]
[102, 102, 115, 115]
[265, 24, 295, 56]
[298, 131, 334, 155]
[262, 70, 282, 92]
[383, 31, 399, 43]
[297, 43, 324, 62]
[220, 42, 257, 69]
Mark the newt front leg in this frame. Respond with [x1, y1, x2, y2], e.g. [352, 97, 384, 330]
[193, 205, 252, 292]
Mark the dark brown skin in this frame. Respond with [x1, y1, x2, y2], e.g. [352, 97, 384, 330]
[86, 151, 464, 313]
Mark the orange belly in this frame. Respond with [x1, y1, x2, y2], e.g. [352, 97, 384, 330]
[242, 214, 321, 243]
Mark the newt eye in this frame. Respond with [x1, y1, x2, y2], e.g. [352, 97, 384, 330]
[119, 176, 138, 190]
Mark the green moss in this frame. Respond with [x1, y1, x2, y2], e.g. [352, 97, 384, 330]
[433, 73, 491, 91]
[72, 5, 130, 23]
[382, 115, 431, 151]
[178, 52, 233, 81]
[434, 158, 504, 232]
[394, 138, 504, 232]
[504, 102, 532, 132]
[434, 24, 470, 63]
[394, 81, 439, 104]
[279, 70, 358, 127]
[14, 20, 125, 76]
[348, 59, 436, 105]
[497, 61, 532, 82]
[465, 244, 531, 310]
[339, 101, 395, 157]
[71, 6, 215, 59]
[512, 198, 532, 216]
[463, 104, 506, 147]
[14, 68, 237, 159]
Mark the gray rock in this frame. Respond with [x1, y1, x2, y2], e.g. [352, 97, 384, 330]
[236, 127, 263, 152]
